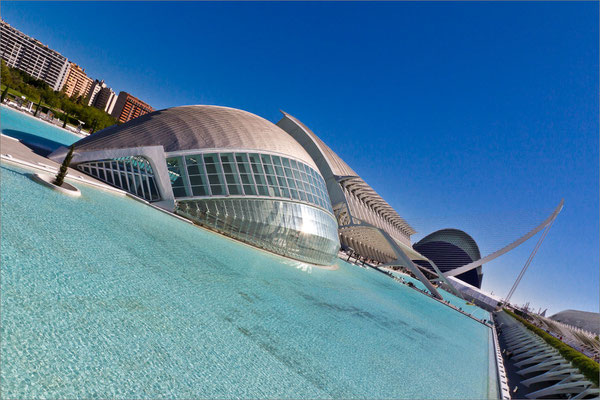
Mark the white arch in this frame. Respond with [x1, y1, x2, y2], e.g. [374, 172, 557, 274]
[444, 199, 564, 278]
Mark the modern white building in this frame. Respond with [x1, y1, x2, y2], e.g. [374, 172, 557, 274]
[49, 105, 341, 266]
[0, 19, 70, 91]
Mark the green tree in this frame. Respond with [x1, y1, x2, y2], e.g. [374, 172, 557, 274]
[0, 85, 8, 102]
[34, 96, 43, 116]
[2, 63, 119, 132]
[54, 145, 74, 186]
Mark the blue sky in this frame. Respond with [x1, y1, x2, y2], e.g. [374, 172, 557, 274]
[4, 1, 598, 315]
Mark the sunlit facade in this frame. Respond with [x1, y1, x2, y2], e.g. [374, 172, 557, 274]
[49, 105, 340, 265]
[277, 111, 418, 263]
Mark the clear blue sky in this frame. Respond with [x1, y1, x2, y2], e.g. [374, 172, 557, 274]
[4, 1, 598, 315]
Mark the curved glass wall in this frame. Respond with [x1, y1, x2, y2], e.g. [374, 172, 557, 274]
[176, 197, 340, 265]
[77, 156, 160, 201]
[165, 152, 333, 213]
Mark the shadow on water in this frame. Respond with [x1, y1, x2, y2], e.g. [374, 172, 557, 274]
[0, 163, 31, 177]
[2, 129, 70, 156]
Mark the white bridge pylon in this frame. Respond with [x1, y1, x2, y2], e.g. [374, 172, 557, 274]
[444, 199, 564, 279]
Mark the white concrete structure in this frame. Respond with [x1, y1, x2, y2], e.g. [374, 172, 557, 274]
[444, 200, 563, 279]
[496, 311, 597, 399]
[49, 105, 340, 265]
[277, 111, 447, 298]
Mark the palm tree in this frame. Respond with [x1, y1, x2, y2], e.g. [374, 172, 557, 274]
[54, 145, 74, 186]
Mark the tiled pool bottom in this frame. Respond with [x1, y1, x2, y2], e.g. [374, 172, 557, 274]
[1, 163, 492, 399]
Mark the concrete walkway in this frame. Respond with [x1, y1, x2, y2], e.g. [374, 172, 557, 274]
[1, 135, 120, 193]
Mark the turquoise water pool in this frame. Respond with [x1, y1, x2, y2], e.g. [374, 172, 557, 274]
[1, 162, 493, 398]
[1, 105, 81, 152]
[387, 271, 491, 321]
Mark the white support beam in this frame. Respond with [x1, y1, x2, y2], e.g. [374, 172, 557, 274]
[444, 200, 563, 278]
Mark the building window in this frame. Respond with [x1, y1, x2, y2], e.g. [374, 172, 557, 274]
[77, 156, 160, 201]
[165, 151, 333, 213]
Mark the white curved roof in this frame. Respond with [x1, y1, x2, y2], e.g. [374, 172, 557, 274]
[73, 105, 318, 168]
[278, 111, 416, 237]
[279, 111, 357, 176]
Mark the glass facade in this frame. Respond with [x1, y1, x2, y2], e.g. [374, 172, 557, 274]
[177, 197, 340, 265]
[76, 150, 340, 265]
[165, 151, 333, 213]
[77, 156, 160, 201]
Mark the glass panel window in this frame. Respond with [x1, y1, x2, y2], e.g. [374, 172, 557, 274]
[210, 185, 224, 195]
[203, 154, 218, 164]
[243, 185, 256, 195]
[222, 163, 233, 174]
[173, 187, 187, 197]
[266, 175, 277, 186]
[185, 155, 203, 175]
[263, 163, 274, 175]
[205, 163, 217, 174]
[189, 175, 205, 186]
[240, 174, 252, 185]
[220, 153, 234, 163]
[163, 152, 332, 212]
[192, 186, 208, 196]
[251, 163, 264, 174]
[248, 153, 261, 164]
[225, 174, 237, 184]
[260, 154, 272, 164]
[208, 175, 221, 185]
[228, 185, 242, 195]
[257, 186, 269, 196]
[254, 174, 266, 185]
[105, 171, 114, 184]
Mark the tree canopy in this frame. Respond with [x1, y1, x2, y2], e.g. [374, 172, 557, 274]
[1, 60, 118, 132]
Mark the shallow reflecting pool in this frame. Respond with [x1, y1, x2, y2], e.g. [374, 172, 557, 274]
[1, 162, 493, 398]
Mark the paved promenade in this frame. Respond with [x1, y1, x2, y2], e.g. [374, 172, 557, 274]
[1, 134, 119, 192]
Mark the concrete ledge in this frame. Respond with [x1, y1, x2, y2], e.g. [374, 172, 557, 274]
[493, 314, 513, 399]
[31, 173, 81, 197]
[1, 153, 127, 195]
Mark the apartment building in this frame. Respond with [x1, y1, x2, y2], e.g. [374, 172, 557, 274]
[110, 92, 154, 123]
[63, 62, 93, 99]
[0, 19, 70, 91]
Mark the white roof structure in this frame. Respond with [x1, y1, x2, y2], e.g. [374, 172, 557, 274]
[73, 105, 319, 169]
[277, 111, 416, 245]
[495, 311, 598, 399]
[276, 111, 447, 299]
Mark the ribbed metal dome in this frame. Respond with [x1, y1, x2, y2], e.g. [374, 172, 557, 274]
[73, 105, 318, 168]
[414, 229, 481, 262]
